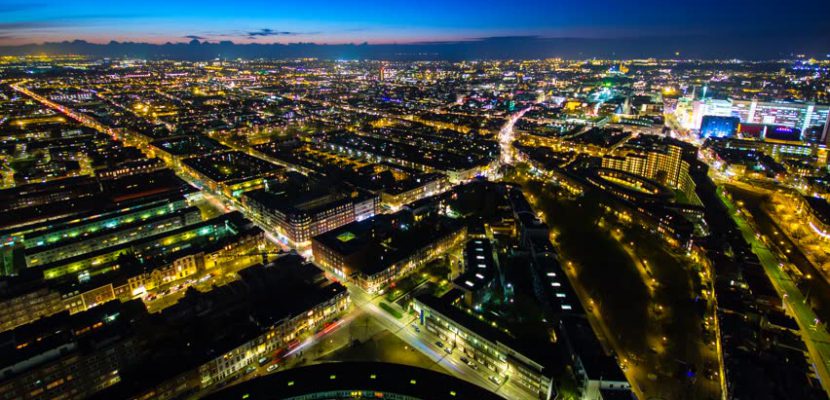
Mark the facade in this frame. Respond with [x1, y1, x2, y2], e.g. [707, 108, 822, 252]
[0, 287, 64, 333]
[601, 142, 697, 200]
[700, 115, 740, 138]
[794, 195, 830, 240]
[312, 211, 466, 293]
[25, 207, 202, 267]
[413, 294, 555, 399]
[0, 260, 348, 400]
[36, 211, 256, 280]
[180, 151, 283, 197]
[380, 173, 449, 209]
[243, 187, 379, 248]
[679, 97, 830, 137]
[95, 158, 165, 180]
[1, 227, 264, 333]
[0, 301, 146, 400]
[823, 111, 830, 146]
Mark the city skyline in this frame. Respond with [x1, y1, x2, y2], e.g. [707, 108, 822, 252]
[1, 0, 830, 59]
[1, 2, 830, 400]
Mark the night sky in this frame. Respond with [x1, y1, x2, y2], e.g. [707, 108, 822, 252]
[1, 0, 829, 57]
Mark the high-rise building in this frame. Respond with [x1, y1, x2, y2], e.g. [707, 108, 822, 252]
[700, 115, 740, 138]
[823, 111, 830, 145]
[678, 98, 830, 136]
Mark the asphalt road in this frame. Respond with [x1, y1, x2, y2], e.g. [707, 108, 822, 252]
[719, 187, 830, 398]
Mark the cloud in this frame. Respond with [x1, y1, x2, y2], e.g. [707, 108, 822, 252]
[184, 35, 205, 40]
[246, 28, 303, 39]
[0, 21, 60, 30]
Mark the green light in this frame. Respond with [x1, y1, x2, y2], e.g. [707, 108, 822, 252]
[287, 381, 294, 387]
[410, 379, 416, 385]
[242, 395, 250, 399]
[336, 231, 356, 242]
[329, 375, 336, 380]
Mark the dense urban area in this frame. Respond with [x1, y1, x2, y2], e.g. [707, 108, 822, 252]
[1, 56, 830, 400]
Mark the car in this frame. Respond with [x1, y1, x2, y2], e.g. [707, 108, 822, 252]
[258, 357, 270, 366]
[460, 357, 469, 364]
[444, 347, 452, 355]
[488, 376, 500, 385]
[266, 364, 279, 373]
[414, 327, 420, 333]
[245, 365, 256, 374]
[435, 341, 444, 348]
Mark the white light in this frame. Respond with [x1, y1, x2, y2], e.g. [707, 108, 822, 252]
[809, 221, 830, 239]
[555, 293, 566, 298]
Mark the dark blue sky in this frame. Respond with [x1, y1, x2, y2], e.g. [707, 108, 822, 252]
[1, 0, 828, 47]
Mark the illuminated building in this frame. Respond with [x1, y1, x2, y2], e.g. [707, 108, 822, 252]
[0, 301, 146, 400]
[148, 135, 229, 166]
[823, 112, 830, 145]
[95, 158, 165, 179]
[690, 98, 733, 130]
[794, 196, 830, 240]
[601, 139, 697, 200]
[413, 294, 555, 399]
[24, 206, 202, 267]
[0, 226, 266, 333]
[312, 210, 466, 293]
[0, 259, 348, 400]
[681, 98, 830, 135]
[453, 239, 500, 306]
[36, 211, 258, 280]
[242, 181, 379, 248]
[700, 115, 740, 138]
[181, 151, 284, 198]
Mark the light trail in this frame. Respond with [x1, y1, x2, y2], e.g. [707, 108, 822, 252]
[498, 107, 531, 166]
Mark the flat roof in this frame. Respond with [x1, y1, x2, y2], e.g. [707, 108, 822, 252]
[415, 293, 558, 374]
[149, 134, 228, 156]
[202, 362, 504, 400]
[183, 151, 282, 183]
[313, 211, 463, 276]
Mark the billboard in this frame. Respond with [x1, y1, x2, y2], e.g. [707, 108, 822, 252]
[700, 115, 740, 138]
